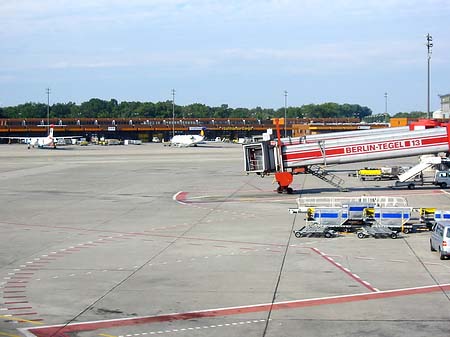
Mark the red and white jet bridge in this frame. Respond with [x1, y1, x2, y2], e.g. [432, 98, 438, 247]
[243, 119, 450, 193]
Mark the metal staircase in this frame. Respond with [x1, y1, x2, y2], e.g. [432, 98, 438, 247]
[307, 165, 348, 192]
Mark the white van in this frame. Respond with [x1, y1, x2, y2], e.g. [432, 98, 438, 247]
[430, 221, 450, 260]
[435, 171, 450, 188]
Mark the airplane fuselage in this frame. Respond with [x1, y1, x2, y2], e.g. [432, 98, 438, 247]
[170, 135, 204, 147]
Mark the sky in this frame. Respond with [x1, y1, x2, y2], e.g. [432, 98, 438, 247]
[1, 0, 450, 115]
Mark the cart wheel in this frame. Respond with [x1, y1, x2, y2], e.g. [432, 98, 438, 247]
[357, 232, 365, 239]
[390, 232, 398, 239]
[403, 228, 410, 234]
[287, 187, 294, 194]
[294, 231, 302, 238]
[325, 232, 332, 238]
[408, 184, 415, 190]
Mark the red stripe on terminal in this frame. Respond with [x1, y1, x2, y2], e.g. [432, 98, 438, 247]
[447, 124, 450, 151]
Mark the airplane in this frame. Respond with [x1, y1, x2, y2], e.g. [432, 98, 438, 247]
[169, 130, 205, 147]
[1, 125, 81, 149]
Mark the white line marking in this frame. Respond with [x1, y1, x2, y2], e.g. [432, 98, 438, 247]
[354, 256, 375, 260]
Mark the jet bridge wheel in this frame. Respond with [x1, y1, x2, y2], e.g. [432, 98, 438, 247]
[275, 172, 294, 194]
[276, 186, 294, 194]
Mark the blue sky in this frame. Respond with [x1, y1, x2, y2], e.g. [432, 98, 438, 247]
[1, 0, 449, 115]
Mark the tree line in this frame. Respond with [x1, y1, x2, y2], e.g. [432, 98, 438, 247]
[0, 99, 373, 120]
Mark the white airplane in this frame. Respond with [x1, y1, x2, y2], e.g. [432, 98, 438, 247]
[169, 131, 205, 147]
[2, 125, 80, 149]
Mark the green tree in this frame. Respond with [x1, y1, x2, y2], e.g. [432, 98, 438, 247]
[80, 98, 111, 118]
[52, 102, 77, 118]
[393, 111, 427, 118]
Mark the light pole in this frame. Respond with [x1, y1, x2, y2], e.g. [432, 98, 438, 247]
[384, 92, 388, 115]
[426, 33, 433, 119]
[284, 90, 288, 138]
[46, 88, 51, 133]
[171, 89, 175, 138]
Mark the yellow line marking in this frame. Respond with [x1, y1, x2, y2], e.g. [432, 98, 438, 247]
[99, 334, 118, 337]
[0, 315, 43, 325]
[0, 332, 22, 337]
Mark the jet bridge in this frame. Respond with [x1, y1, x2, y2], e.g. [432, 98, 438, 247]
[243, 120, 450, 193]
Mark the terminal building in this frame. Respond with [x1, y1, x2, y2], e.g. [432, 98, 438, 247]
[435, 93, 450, 119]
[0, 117, 390, 142]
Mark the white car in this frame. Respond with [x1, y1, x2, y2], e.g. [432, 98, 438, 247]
[430, 221, 450, 260]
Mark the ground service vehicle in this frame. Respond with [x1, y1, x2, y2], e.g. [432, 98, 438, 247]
[357, 166, 402, 181]
[430, 221, 450, 259]
[394, 169, 450, 189]
[243, 119, 450, 193]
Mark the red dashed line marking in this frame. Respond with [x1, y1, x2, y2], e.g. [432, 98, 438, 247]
[4, 286, 27, 288]
[6, 281, 29, 284]
[3, 291, 26, 293]
[1, 235, 125, 324]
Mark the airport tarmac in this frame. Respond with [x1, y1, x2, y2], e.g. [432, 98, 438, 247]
[0, 143, 450, 337]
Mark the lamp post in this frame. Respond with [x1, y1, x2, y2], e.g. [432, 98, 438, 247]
[284, 90, 288, 138]
[384, 92, 388, 115]
[426, 33, 433, 119]
[46, 88, 50, 133]
[171, 89, 175, 138]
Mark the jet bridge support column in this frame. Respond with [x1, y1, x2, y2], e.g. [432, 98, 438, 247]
[274, 118, 294, 194]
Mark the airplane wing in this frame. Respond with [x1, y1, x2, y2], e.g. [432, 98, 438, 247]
[0, 136, 30, 140]
[54, 136, 82, 140]
[0, 136, 32, 143]
[54, 135, 82, 138]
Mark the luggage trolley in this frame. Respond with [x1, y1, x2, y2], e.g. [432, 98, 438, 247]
[356, 226, 399, 239]
[293, 207, 340, 238]
[293, 224, 339, 238]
